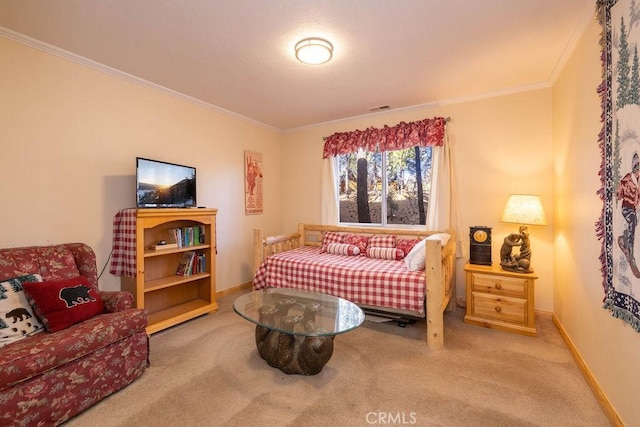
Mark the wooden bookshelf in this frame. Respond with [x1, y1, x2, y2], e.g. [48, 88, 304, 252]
[121, 208, 218, 334]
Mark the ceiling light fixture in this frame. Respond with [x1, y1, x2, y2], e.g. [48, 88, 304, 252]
[295, 38, 333, 65]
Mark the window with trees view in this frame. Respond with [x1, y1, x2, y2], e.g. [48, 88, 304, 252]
[338, 146, 433, 226]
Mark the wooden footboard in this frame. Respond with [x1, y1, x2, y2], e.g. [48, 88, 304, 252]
[253, 224, 456, 350]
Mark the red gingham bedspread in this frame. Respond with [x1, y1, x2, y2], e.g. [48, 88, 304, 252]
[253, 246, 426, 314]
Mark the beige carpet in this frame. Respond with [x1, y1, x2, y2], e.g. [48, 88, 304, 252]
[64, 294, 610, 427]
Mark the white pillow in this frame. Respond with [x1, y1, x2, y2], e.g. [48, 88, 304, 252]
[404, 239, 427, 271]
[0, 274, 44, 347]
[403, 233, 451, 271]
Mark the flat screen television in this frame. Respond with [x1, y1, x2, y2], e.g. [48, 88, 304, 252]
[136, 157, 196, 208]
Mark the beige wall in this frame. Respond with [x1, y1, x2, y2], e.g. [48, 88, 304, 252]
[282, 90, 555, 311]
[553, 16, 640, 425]
[0, 36, 283, 292]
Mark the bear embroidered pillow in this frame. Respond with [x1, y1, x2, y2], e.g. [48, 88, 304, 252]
[23, 276, 104, 332]
[0, 273, 44, 347]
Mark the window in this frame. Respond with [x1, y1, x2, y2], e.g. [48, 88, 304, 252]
[338, 146, 433, 226]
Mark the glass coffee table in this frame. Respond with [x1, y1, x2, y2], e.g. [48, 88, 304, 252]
[233, 288, 365, 375]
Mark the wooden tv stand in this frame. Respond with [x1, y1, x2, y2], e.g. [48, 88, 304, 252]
[121, 208, 218, 334]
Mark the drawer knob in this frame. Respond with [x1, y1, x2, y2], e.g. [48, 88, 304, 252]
[494, 306, 502, 313]
[494, 282, 502, 290]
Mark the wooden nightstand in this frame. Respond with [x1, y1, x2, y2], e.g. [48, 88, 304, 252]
[463, 263, 537, 336]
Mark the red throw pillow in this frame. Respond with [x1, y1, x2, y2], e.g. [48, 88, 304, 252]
[343, 234, 369, 255]
[23, 276, 104, 332]
[396, 239, 422, 256]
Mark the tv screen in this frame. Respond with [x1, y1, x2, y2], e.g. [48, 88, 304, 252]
[136, 157, 196, 208]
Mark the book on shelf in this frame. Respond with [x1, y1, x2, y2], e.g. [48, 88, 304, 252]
[169, 226, 206, 248]
[199, 226, 205, 245]
[194, 252, 206, 274]
[166, 229, 178, 245]
[193, 226, 200, 246]
[169, 228, 181, 247]
[175, 251, 206, 276]
[176, 251, 195, 276]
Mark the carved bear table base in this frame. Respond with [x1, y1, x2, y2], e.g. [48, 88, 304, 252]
[254, 302, 334, 375]
[254, 325, 334, 375]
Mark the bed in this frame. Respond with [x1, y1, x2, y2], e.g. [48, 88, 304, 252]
[252, 223, 457, 349]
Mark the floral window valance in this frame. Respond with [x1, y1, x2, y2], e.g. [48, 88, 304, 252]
[322, 116, 447, 159]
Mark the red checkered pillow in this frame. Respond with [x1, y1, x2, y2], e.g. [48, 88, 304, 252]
[326, 243, 360, 256]
[396, 239, 421, 256]
[366, 247, 404, 260]
[343, 234, 369, 255]
[368, 235, 396, 248]
[320, 231, 346, 253]
[23, 276, 104, 332]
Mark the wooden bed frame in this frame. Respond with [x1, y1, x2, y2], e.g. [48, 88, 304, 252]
[253, 223, 457, 350]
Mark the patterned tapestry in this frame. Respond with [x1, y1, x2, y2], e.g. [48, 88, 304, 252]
[597, 0, 640, 332]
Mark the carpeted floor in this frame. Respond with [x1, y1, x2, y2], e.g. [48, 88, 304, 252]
[64, 294, 610, 427]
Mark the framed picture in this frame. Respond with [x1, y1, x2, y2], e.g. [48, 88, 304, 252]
[597, 0, 640, 332]
[244, 151, 263, 215]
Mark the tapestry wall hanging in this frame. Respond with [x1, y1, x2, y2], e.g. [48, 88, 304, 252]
[244, 150, 263, 215]
[597, 0, 640, 331]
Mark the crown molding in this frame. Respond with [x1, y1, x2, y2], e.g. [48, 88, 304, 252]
[548, 2, 596, 84]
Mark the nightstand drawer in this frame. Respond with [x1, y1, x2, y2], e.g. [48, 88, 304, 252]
[464, 263, 537, 336]
[470, 273, 527, 298]
[470, 292, 527, 324]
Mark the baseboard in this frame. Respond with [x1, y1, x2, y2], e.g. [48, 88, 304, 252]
[216, 281, 252, 298]
[551, 314, 623, 426]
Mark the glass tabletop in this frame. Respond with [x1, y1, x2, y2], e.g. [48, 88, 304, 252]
[233, 288, 365, 337]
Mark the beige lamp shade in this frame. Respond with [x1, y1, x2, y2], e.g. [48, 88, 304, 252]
[501, 194, 547, 226]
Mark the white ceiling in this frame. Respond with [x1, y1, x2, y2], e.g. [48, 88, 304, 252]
[0, 0, 594, 131]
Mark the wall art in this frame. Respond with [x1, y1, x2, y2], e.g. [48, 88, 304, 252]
[244, 151, 263, 215]
[597, 0, 640, 331]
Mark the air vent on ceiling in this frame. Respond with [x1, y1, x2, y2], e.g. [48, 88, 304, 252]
[368, 105, 390, 112]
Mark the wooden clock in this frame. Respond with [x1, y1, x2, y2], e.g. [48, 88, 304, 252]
[469, 226, 492, 265]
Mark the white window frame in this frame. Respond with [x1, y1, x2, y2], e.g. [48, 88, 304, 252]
[336, 147, 433, 229]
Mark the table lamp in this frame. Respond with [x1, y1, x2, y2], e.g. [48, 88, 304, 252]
[499, 194, 547, 273]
